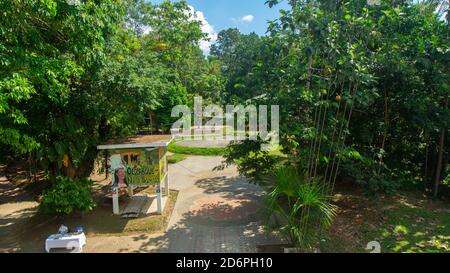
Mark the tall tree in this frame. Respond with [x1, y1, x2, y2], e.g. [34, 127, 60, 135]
[210, 28, 265, 102]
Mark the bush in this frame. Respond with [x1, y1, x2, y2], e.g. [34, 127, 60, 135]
[341, 154, 400, 194]
[40, 176, 96, 215]
[219, 139, 279, 184]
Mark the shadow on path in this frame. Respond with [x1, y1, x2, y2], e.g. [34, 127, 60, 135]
[120, 174, 280, 253]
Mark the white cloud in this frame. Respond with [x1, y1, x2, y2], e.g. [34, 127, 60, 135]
[187, 5, 217, 56]
[241, 15, 254, 23]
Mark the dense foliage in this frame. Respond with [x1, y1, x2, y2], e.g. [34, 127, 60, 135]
[213, 0, 449, 250]
[219, 0, 449, 195]
[40, 176, 96, 215]
[0, 0, 222, 178]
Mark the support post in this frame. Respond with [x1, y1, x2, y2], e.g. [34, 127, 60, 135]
[164, 173, 169, 196]
[156, 186, 162, 214]
[111, 166, 120, 215]
[112, 193, 119, 215]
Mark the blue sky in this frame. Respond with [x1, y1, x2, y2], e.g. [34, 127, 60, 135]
[148, 0, 291, 54]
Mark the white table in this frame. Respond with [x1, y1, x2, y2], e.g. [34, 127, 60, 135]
[45, 233, 86, 253]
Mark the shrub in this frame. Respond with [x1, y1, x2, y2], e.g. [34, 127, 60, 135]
[40, 176, 96, 215]
[341, 156, 399, 194]
[218, 139, 279, 184]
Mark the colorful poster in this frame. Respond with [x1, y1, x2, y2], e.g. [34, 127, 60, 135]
[110, 148, 161, 192]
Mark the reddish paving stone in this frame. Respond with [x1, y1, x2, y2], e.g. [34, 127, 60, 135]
[190, 195, 259, 222]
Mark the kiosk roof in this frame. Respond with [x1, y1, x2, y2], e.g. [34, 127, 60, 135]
[97, 135, 173, 150]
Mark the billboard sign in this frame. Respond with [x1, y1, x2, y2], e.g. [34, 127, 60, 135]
[110, 148, 161, 193]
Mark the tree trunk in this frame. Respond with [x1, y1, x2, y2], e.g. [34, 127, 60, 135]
[75, 148, 97, 178]
[424, 143, 428, 190]
[28, 152, 33, 182]
[433, 93, 448, 198]
[104, 150, 109, 179]
[379, 87, 389, 174]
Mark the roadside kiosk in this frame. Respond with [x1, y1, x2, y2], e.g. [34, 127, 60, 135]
[97, 135, 173, 215]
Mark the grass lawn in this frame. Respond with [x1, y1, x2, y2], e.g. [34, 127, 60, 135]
[168, 141, 286, 158]
[167, 153, 188, 164]
[168, 141, 227, 156]
[360, 194, 449, 253]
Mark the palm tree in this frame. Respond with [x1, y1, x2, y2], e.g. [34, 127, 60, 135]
[263, 165, 337, 250]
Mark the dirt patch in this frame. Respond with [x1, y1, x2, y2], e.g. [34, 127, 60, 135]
[1, 190, 178, 252]
[324, 182, 383, 252]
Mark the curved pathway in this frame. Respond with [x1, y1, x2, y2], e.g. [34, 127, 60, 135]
[85, 156, 282, 253]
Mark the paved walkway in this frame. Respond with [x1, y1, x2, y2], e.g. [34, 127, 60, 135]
[85, 156, 281, 253]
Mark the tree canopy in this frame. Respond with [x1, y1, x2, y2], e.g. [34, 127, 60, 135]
[0, 0, 222, 177]
[218, 0, 449, 194]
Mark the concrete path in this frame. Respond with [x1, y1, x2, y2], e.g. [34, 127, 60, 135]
[85, 156, 281, 253]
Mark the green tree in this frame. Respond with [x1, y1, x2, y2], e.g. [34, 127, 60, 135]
[0, 0, 126, 177]
[0, 0, 225, 179]
[253, 0, 449, 193]
[210, 29, 265, 102]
